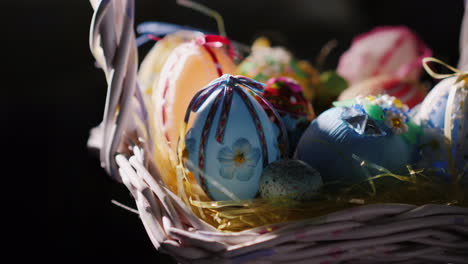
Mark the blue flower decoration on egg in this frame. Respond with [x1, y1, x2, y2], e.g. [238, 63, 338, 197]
[217, 138, 260, 181]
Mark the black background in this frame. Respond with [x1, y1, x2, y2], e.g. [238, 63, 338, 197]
[7, 0, 463, 262]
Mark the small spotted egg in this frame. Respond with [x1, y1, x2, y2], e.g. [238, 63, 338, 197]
[259, 160, 323, 201]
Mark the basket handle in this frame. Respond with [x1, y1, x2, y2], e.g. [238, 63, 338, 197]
[89, 0, 138, 180]
[459, 0, 468, 71]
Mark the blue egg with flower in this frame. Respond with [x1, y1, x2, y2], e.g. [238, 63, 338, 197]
[183, 74, 287, 201]
[295, 95, 420, 184]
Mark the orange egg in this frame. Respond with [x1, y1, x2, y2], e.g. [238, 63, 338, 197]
[152, 40, 236, 165]
[138, 31, 203, 96]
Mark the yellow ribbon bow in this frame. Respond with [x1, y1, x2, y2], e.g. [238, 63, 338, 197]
[422, 57, 468, 86]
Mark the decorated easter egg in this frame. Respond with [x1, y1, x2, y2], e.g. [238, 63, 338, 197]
[447, 78, 468, 173]
[237, 37, 317, 100]
[413, 57, 468, 174]
[259, 159, 322, 201]
[183, 75, 287, 201]
[295, 95, 420, 184]
[139, 30, 203, 95]
[261, 77, 315, 155]
[153, 35, 236, 165]
[460, 1, 468, 71]
[337, 26, 431, 85]
[338, 75, 427, 108]
[412, 77, 456, 129]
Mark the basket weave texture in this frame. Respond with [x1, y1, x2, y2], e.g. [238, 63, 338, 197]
[87, 1, 468, 263]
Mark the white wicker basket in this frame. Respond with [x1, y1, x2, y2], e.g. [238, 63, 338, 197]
[87, 1, 468, 263]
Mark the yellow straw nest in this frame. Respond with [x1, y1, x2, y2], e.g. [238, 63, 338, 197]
[150, 121, 467, 232]
[189, 167, 467, 232]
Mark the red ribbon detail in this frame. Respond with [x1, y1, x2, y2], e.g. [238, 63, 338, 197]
[196, 35, 236, 60]
[146, 34, 163, 41]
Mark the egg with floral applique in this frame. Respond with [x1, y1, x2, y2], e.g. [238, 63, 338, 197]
[183, 75, 288, 201]
[260, 77, 315, 156]
[295, 95, 421, 184]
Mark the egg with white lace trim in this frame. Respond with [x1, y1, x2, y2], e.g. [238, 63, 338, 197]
[183, 75, 286, 201]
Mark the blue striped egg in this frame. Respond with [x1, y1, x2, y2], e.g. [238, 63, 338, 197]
[184, 75, 286, 201]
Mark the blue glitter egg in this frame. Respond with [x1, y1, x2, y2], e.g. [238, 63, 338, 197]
[295, 96, 418, 184]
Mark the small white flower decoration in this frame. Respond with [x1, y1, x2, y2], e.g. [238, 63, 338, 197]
[374, 94, 409, 112]
[217, 138, 260, 181]
[385, 111, 409, 135]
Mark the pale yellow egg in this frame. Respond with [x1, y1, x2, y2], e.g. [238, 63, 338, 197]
[152, 41, 236, 165]
[138, 30, 203, 96]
